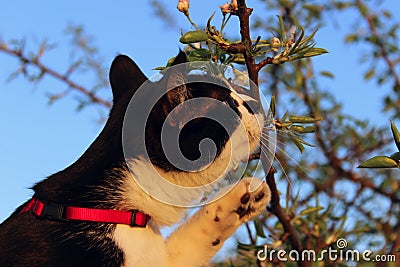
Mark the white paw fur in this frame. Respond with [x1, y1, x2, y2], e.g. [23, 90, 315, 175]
[114, 177, 270, 267]
[164, 177, 271, 267]
[207, 177, 271, 228]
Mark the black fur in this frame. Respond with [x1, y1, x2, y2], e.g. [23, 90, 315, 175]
[145, 79, 241, 171]
[0, 53, 148, 266]
[0, 51, 246, 266]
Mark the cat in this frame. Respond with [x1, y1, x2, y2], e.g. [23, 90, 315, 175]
[0, 50, 270, 267]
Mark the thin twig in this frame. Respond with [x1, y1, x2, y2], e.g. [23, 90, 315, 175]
[355, 0, 400, 91]
[224, 1, 308, 266]
[256, 57, 274, 71]
[244, 222, 263, 267]
[265, 168, 310, 267]
[234, 0, 260, 102]
[0, 45, 112, 109]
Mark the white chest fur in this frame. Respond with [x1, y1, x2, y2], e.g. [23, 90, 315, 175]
[114, 224, 166, 267]
[113, 177, 270, 267]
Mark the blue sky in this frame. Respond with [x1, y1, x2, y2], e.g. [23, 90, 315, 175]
[0, 0, 398, 224]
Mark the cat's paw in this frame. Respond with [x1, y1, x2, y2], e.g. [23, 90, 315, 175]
[207, 177, 271, 228]
[233, 177, 271, 222]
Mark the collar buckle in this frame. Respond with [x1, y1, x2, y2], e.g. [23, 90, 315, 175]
[36, 201, 67, 222]
[130, 210, 150, 227]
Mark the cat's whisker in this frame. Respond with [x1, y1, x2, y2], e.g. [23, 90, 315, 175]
[258, 138, 294, 188]
[258, 129, 314, 187]
[260, 132, 289, 150]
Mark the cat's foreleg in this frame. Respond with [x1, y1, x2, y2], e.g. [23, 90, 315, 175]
[165, 177, 271, 267]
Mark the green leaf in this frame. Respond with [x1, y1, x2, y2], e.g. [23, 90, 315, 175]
[281, 111, 288, 122]
[295, 136, 315, 147]
[270, 96, 276, 117]
[358, 2, 368, 17]
[290, 125, 316, 133]
[277, 16, 285, 39]
[364, 69, 375, 80]
[232, 54, 245, 64]
[166, 56, 176, 66]
[179, 30, 208, 44]
[390, 121, 400, 151]
[290, 125, 304, 133]
[206, 12, 216, 30]
[288, 132, 305, 153]
[292, 25, 305, 52]
[382, 10, 392, 19]
[289, 115, 321, 123]
[281, 121, 293, 128]
[302, 47, 329, 58]
[302, 126, 316, 133]
[254, 218, 267, 238]
[154, 56, 180, 70]
[303, 4, 322, 15]
[300, 206, 324, 216]
[187, 48, 211, 61]
[320, 71, 334, 79]
[345, 34, 359, 43]
[358, 156, 399, 168]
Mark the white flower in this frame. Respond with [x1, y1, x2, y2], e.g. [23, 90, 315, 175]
[230, 0, 238, 11]
[220, 3, 231, 15]
[270, 37, 281, 52]
[220, 0, 238, 15]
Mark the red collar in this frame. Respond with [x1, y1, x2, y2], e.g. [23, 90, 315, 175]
[20, 198, 150, 227]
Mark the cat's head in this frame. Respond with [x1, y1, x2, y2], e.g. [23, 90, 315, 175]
[109, 51, 263, 188]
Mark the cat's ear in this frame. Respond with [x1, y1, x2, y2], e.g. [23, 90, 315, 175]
[109, 55, 147, 103]
[159, 52, 189, 126]
[171, 50, 188, 66]
[165, 73, 188, 108]
[163, 50, 190, 109]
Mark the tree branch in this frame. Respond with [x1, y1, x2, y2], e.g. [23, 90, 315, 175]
[256, 57, 274, 71]
[223, 2, 309, 266]
[214, 42, 246, 54]
[265, 168, 311, 267]
[355, 0, 400, 91]
[0, 44, 112, 109]
[234, 0, 260, 102]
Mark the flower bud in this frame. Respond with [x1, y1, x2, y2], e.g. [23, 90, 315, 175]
[230, 0, 238, 11]
[270, 37, 281, 52]
[177, 0, 190, 14]
[279, 56, 289, 63]
[220, 3, 231, 15]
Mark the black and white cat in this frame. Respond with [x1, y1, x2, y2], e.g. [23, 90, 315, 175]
[0, 51, 270, 266]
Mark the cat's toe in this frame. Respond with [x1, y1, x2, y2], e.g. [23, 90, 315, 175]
[237, 178, 271, 222]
